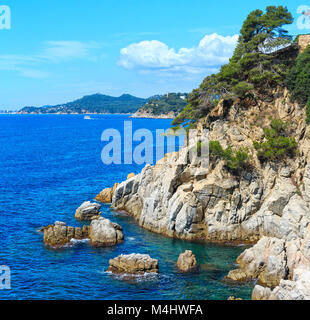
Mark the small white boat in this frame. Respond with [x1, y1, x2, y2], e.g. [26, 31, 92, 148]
[84, 116, 91, 120]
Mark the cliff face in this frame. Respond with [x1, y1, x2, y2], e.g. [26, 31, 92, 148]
[112, 87, 310, 244]
[109, 86, 310, 299]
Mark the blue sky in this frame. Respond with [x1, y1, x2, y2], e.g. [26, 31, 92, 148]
[0, 0, 307, 109]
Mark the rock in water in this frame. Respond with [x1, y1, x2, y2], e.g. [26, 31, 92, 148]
[75, 201, 101, 221]
[177, 250, 197, 272]
[89, 217, 124, 246]
[43, 221, 89, 247]
[95, 183, 119, 203]
[107, 253, 159, 274]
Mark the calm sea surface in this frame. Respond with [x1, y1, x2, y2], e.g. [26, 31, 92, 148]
[0, 114, 254, 300]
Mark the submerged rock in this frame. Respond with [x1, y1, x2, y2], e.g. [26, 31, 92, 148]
[107, 253, 159, 274]
[177, 250, 197, 272]
[75, 201, 101, 221]
[89, 217, 124, 246]
[43, 221, 90, 247]
[95, 183, 119, 203]
[227, 296, 243, 300]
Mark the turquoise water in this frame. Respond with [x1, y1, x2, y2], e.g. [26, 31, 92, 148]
[0, 114, 254, 300]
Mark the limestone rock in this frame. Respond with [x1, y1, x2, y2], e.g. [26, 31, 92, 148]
[226, 237, 288, 287]
[127, 173, 135, 180]
[43, 221, 89, 247]
[95, 183, 119, 203]
[75, 201, 101, 220]
[177, 250, 197, 272]
[252, 285, 272, 300]
[270, 269, 310, 300]
[107, 253, 159, 274]
[89, 217, 124, 246]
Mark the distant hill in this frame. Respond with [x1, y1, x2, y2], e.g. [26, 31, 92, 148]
[132, 93, 188, 118]
[18, 94, 147, 114]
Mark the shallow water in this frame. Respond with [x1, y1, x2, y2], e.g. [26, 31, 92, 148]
[0, 114, 254, 300]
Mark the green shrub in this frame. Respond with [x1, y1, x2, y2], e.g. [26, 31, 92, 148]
[306, 100, 310, 124]
[209, 140, 250, 173]
[253, 119, 297, 161]
[286, 45, 310, 105]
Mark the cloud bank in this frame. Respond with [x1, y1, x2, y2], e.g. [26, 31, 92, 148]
[118, 33, 239, 75]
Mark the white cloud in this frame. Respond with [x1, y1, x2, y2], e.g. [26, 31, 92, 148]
[118, 33, 239, 74]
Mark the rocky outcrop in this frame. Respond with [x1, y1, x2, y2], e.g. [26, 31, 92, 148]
[225, 237, 288, 286]
[107, 254, 159, 274]
[177, 250, 197, 272]
[253, 268, 310, 300]
[43, 217, 124, 247]
[43, 221, 89, 247]
[228, 224, 310, 297]
[110, 85, 310, 299]
[111, 85, 310, 245]
[75, 201, 101, 220]
[131, 109, 176, 119]
[89, 217, 124, 246]
[95, 183, 119, 203]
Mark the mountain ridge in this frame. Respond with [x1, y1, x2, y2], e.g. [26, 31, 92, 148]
[18, 93, 148, 114]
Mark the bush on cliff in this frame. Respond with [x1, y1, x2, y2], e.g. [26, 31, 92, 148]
[253, 119, 297, 161]
[209, 140, 250, 173]
[306, 100, 310, 124]
[286, 45, 310, 106]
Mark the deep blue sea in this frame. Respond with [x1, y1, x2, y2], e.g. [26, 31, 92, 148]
[0, 114, 254, 300]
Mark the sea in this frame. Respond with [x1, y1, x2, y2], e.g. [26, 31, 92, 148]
[0, 114, 254, 300]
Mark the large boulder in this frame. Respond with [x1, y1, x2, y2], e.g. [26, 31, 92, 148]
[177, 250, 197, 272]
[225, 237, 288, 287]
[75, 201, 101, 221]
[253, 269, 310, 300]
[95, 183, 119, 203]
[107, 254, 159, 274]
[89, 217, 124, 246]
[43, 221, 89, 247]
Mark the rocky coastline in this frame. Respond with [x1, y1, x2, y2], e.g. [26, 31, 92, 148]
[94, 63, 310, 299]
[131, 109, 176, 119]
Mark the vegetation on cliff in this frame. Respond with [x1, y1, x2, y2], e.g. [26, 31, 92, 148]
[253, 119, 297, 162]
[172, 6, 297, 128]
[209, 140, 250, 173]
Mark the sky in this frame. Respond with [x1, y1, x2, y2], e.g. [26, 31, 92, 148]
[0, 0, 307, 110]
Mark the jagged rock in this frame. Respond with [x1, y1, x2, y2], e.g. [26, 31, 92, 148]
[43, 221, 89, 247]
[75, 201, 101, 220]
[225, 237, 288, 287]
[252, 285, 272, 300]
[89, 217, 124, 246]
[127, 173, 135, 180]
[253, 269, 310, 300]
[107, 254, 159, 274]
[177, 250, 197, 272]
[95, 183, 119, 203]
